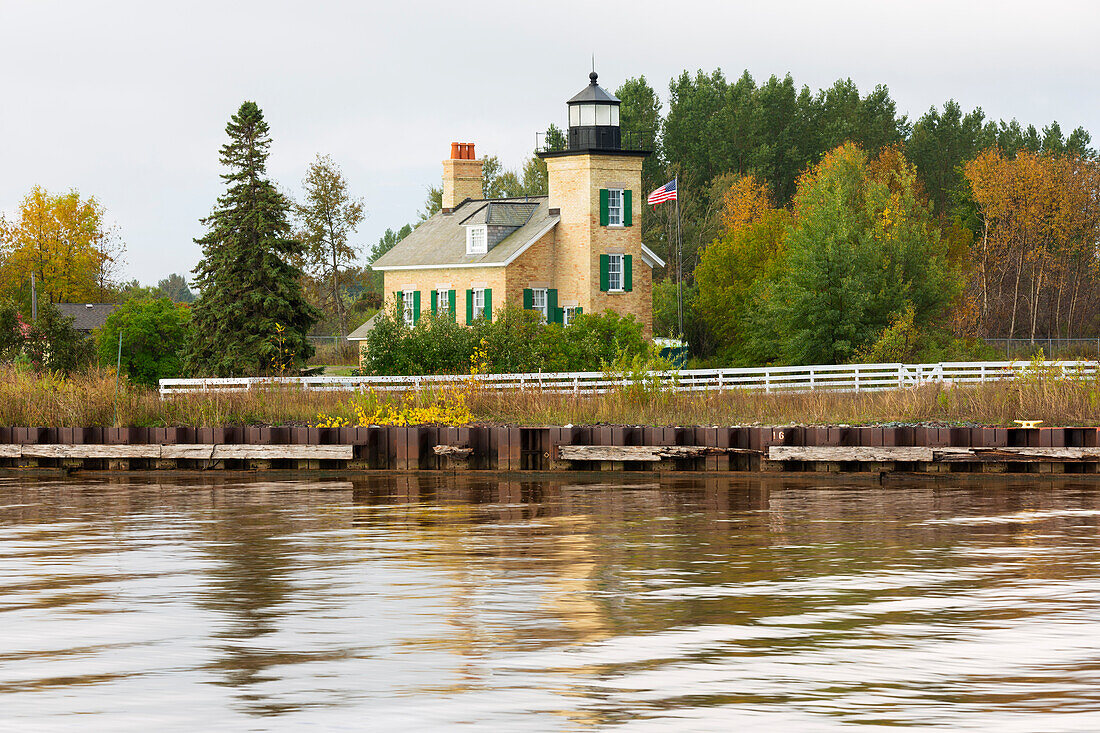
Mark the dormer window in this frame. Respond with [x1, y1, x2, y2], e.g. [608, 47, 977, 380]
[466, 225, 487, 255]
[607, 189, 623, 227]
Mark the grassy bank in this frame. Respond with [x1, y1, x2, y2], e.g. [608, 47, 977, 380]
[2, 364, 1098, 428]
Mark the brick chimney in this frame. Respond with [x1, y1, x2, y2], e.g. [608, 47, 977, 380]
[442, 142, 483, 211]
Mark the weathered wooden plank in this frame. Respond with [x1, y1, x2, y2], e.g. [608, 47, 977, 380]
[559, 445, 724, 462]
[21, 444, 163, 459]
[161, 445, 217, 460]
[212, 445, 353, 460]
[769, 446, 934, 462]
[934, 447, 1100, 462]
[0, 445, 22, 458]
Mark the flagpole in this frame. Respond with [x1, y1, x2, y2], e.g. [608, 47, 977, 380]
[674, 177, 683, 339]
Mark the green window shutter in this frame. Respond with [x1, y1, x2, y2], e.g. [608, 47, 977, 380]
[449, 289, 456, 320]
[413, 291, 421, 323]
[624, 190, 633, 226]
[599, 189, 609, 226]
[466, 289, 473, 324]
[483, 289, 492, 322]
[599, 254, 609, 292]
[395, 291, 403, 306]
[624, 255, 633, 292]
[547, 289, 559, 323]
[523, 288, 533, 310]
[430, 290, 438, 316]
[575, 306, 583, 316]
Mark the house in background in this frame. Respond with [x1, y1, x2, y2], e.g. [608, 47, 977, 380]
[56, 303, 117, 334]
[362, 72, 664, 346]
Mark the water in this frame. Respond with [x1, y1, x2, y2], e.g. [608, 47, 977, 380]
[2, 473, 1100, 731]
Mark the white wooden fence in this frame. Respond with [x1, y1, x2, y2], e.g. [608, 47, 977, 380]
[158, 360, 1100, 396]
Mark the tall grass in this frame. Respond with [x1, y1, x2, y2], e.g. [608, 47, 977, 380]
[2, 364, 1099, 427]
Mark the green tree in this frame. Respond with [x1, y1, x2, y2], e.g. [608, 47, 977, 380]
[186, 101, 319, 376]
[296, 153, 365, 343]
[754, 144, 958, 364]
[157, 273, 195, 303]
[116, 280, 165, 301]
[97, 297, 192, 387]
[696, 208, 790, 364]
[616, 76, 664, 191]
[906, 100, 997, 217]
[418, 186, 442, 222]
[371, 224, 413, 262]
[520, 157, 548, 196]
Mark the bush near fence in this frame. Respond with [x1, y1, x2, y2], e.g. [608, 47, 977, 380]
[359, 305, 650, 376]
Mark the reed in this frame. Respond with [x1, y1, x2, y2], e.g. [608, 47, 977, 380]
[2, 364, 1099, 427]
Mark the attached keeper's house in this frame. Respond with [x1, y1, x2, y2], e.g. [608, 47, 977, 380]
[364, 72, 665, 341]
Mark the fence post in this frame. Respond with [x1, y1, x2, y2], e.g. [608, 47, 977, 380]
[854, 366, 860, 393]
[898, 364, 904, 389]
[574, 375, 579, 394]
[765, 369, 771, 394]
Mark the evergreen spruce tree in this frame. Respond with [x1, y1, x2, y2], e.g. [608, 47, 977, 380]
[186, 101, 319, 376]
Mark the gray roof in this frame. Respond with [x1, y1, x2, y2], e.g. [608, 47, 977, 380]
[56, 303, 118, 331]
[460, 201, 539, 228]
[347, 311, 380, 341]
[567, 72, 620, 105]
[372, 196, 558, 270]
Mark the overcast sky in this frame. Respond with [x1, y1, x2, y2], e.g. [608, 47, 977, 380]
[3, 0, 1099, 285]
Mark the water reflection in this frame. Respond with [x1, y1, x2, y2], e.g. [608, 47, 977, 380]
[0, 473, 1099, 729]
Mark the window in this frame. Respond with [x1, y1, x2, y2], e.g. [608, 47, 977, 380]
[437, 288, 449, 314]
[402, 289, 416, 326]
[607, 254, 623, 291]
[607, 188, 623, 226]
[563, 306, 577, 327]
[466, 225, 487, 255]
[532, 288, 548, 323]
[472, 288, 485, 320]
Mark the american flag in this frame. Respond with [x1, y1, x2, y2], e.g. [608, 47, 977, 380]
[647, 179, 677, 206]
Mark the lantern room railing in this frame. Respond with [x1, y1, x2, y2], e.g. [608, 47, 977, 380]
[536, 128, 655, 154]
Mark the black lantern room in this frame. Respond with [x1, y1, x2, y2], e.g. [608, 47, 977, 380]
[567, 72, 621, 151]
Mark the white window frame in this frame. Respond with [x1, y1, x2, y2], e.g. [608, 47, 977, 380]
[607, 253, 624, 292]
[607, 188, 624, 227]
[402, 289, 416, 326]
[437, 288, 449, 314]
[472, 288, 486, 320]
[466, 225, 487, 255]
[532, 287, 548, 323]
[563, 306, 577, 327]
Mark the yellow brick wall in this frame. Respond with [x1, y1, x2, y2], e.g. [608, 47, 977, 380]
[383, 267, 507, 321]
[505, 229, 557, 305]
[547, 153, 652, 337]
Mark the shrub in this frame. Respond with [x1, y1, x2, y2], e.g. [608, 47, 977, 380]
[359, 305, 649, 375]
[97, 297, 192, 387]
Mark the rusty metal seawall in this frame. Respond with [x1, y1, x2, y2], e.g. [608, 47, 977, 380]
[2, 425, 1100, 474]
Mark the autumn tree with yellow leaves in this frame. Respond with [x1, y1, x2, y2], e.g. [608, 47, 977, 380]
[0, 186, 122, 304]
[964, 150, 1100, 339]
